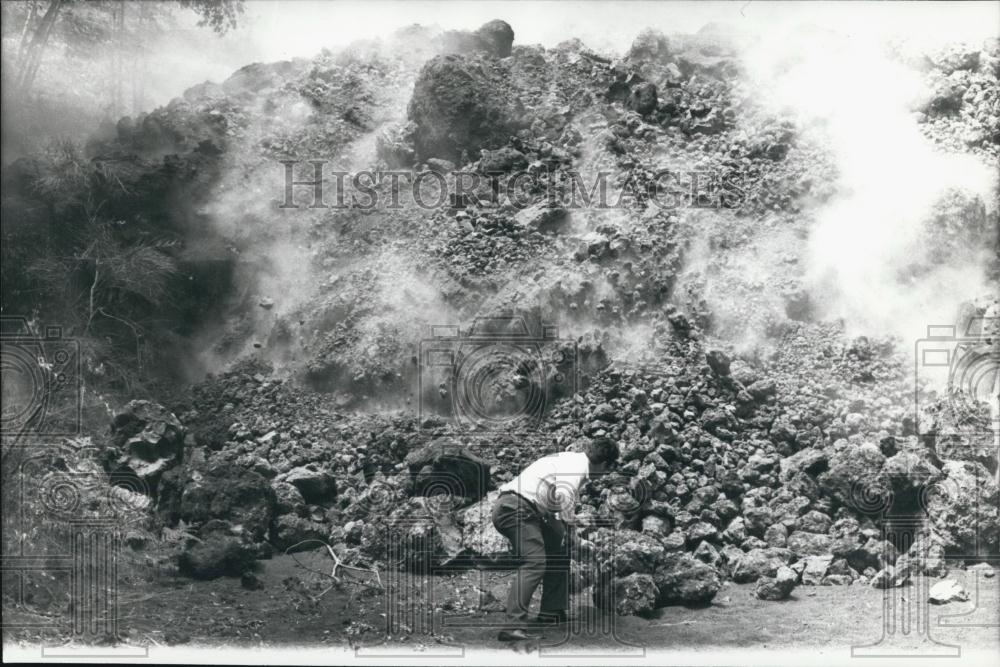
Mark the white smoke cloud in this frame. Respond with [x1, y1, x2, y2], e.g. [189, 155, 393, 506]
[742, 25, 996, 346]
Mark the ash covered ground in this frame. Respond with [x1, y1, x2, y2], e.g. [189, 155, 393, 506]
[2, 13, 999, 658]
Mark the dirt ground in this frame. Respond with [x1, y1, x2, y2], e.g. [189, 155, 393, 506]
[6, 551, 996, 659]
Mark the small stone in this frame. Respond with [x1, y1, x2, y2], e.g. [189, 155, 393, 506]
[928, 579, 969, 604]
[754, 565, 797, 601]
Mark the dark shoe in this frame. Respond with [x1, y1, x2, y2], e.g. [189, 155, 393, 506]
[498, 628, 541, 642]
[534, 610, 568, 625]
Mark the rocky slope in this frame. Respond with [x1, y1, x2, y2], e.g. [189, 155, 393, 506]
[9, 19, 998, 625]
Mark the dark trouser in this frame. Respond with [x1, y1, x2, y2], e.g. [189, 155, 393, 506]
[491, 492, 569, 628]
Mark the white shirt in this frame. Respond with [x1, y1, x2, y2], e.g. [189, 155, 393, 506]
[500, 451, 590, 515]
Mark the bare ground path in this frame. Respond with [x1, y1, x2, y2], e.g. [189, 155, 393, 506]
[6, 551, 996, 658]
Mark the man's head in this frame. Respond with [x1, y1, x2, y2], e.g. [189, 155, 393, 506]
[585, 438, 620, 476]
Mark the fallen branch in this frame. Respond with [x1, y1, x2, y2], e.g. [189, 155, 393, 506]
[285, 540, 383, 591]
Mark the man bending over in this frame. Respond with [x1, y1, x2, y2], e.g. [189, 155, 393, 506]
[490, 439, 620, 641]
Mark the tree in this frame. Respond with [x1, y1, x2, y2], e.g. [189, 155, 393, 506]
[13, 0, 65, 95]
[10, 0, 245, 96]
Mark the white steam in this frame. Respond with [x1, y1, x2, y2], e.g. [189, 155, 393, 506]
[743, 26, 997, 346]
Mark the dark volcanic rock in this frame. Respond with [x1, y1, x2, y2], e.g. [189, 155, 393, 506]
[474, 20, 515, 58]
[593, 572, 659, 616]
[178, 534, 256, 580]
[405, 438, 491, 501]
[158, 462, 276, 542]
[653, 552, 722, 605]
[755, 565, 797, 601]
[629, 82, 659, 115]
[111, 400, 186, 490]
[283, 466, 337, 504]
[408, 54, 522, 162]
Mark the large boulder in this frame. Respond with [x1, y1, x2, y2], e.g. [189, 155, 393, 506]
[593, 573, 659, 616]
[786, 531, 833, 557]
[653, 553, 721, 606]
[404, 439, 491, 502]
[473, 20, 515, 58]
[407, 54, 523, 162]
[178, 534, 256, 580]
[589, 527, 666, 576]
[628, 29, 671, 62]
[924, 460, 1000, 555]
[895, 535, 948, 577]
[281, 466, 337, 504]
[110, 400, 186, 490]
[157, 462, 275, 542]
[730, 547, 793, 583]
[455, 490, 510, 563]
[439, 19, 515, 59]
[360, 497, 463, 570]
[817, 442, 886, 510]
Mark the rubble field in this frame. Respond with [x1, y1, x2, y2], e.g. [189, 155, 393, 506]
[3, 18, 998, 651]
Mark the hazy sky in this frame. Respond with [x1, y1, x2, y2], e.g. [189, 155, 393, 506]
[236, 0, 999, 59]
[152, 1, 999, 111]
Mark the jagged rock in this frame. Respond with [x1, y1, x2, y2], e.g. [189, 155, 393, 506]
[474, 20, 515, 58]
[273, 481, 307, 516]
[158, 462, 276, 542]
[178, 534, 256, 580]
[653, 552, 721, 605]
[895, 536, 948, 577]
[590, 527, 665, 576]
[515, 202, 569, 232]
[272, 514, 329, 552]
[455, 490, 509, 562]
[721, 517, 747, 545]
[405, 439, 491, 501]
[642, 514, 671, 535]
[817, 442, 886, 510]
[764, 523, 788, 548]
[408, 54, 522, 162]
[755, 565, 797, 600]
[924, 460, 1000, 555]
[375, 120, 416, 167]
[593, 572, 659, 616]
[360, 497, 463, 570]
[800, 555, 834, 585]
[111, 400, 186, 490]
[730, 547, 793, 583]
[628, 29, 671, 62]
[786, 531, 832, 557]
[479, 146, 527, 173]
[795, 510, 832, 534]
[629, 82, 658, 115]
[870, 565, 910, 589]
[686, 521, 718, 545]
[780, 448, 829, 480]
[283, 466, 337, 504]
